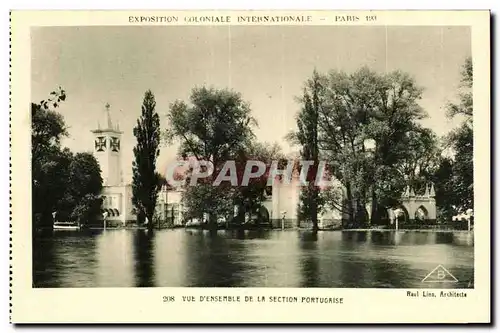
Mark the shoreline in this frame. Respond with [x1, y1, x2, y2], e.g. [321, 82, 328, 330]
[336, 228, 473, 233]
[44, 225, 473, 233]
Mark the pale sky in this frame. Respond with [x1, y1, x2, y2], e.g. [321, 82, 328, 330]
[31, 26, 471, 182]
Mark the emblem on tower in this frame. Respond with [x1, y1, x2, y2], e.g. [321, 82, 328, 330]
[91, 102, 124, 187]
[110, 137, 120, 152]
[95, 136, 106, 151]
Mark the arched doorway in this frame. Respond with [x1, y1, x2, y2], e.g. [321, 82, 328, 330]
[394, 206, 409, 225]
[414, 205, 429, 224]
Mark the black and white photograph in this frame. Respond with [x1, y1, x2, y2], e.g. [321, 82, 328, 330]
[29, 23, 476, 290]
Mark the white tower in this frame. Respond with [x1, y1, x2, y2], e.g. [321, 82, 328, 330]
[91, 103, 123, 186]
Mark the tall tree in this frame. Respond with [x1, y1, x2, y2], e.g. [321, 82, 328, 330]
[313, 68, 427, 227]
[132, 90, 162, 230]
[31, 88, 70, 229]
[289, 71, 323, 231]
[166, 87, 256, 229]
[445, 57, 473, 213]
[32, 144, 72, 228]
[32, 88, 104, 228]
[449, 124, 473, 211]
[447, 57, 473, 120]
[363, 70, 430, 223]
[432, 156, 456, 223]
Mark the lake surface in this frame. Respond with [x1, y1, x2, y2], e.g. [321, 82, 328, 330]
[33, 229, 474, 288]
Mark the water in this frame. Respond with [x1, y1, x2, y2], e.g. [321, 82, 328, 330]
[33, 229, 474, 288]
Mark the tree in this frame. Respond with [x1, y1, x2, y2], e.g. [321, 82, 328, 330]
[432, 156, 455, 223]
[449, 124, 473, 211]
[165, 87, 256, 229]
[132, 90, 162, 230]
[32, 145, 72, 228]
[31, 88, 70, 229]
[288, 70, 323, 231]
[32, 104, 67, 162]
[362, 71, 431, 223]
[362, 124, 441, 224]
[447, 57, 473, 120]
[181, 183, 235, 224]
[445, 57, 473, 213]
[312, 68, 428, 227]
[32, 88, 105, 229]
[70, 193, 103, 226]
[166, 87, 255, 165]
[61, 152, 103, 224]
[67, 153, 103, 201]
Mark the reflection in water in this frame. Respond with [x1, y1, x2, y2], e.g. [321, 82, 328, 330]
[133, 230, 155, 287]
[435, 232, 454, 244]
[184, 230, 247, 287]
[154, 230, 188, 287]
[33, 230, 57, 287]
[33, 230, 100, 288]
[33, 229, 474, 288]
[97, 229, 134, 287]
[298, 231, 319, 288]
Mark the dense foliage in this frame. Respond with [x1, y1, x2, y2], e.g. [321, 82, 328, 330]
[32, 89, 103, 229]
[288, 68, 432, 227]
[165, 87, 257, 228]
[288, 71, 323, 230]
[289, 59, 473, 227]
[436, 57, 473, 216]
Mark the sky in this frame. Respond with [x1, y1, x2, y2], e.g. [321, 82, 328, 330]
[31, 25, 471, 182]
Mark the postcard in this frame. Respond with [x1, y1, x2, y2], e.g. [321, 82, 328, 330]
[10, 10, 490, 324]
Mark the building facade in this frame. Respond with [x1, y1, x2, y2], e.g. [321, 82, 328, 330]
[261, 176, 345, 229]
[92, 104, 135, 225]
[92, 105, 185, 227]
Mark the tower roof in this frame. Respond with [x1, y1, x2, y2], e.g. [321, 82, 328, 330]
[92, 103, 122, 134]
[103, 103, 113, 129]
